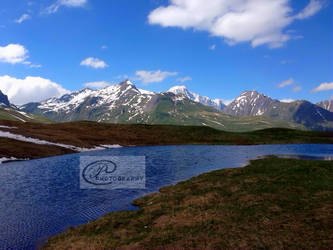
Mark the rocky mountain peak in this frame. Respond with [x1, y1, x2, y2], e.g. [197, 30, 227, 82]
[0, 90, 10, 106]
[223, 90, 277, 117]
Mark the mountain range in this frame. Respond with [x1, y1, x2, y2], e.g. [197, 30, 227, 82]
[222, 91, 333, 130]
[1, 81, 332, 131]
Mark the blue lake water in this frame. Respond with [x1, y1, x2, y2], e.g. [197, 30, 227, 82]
[0, 144, 332, 249]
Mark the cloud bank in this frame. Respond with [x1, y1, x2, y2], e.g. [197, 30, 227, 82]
[148, 0, 324, 48]
[0, 75, 69, 105]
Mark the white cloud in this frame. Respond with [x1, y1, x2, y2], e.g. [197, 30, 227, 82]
[0, 44, 28, 64]
[311, 82, 333, 92]
[15, 14, 31, 23]
[45, 0, 87, 14]
[101, 45, 108, 50]
[221, 99, 233, 105]
[209, 44, 216, 50]
[295, 0, 323, 20]
[135, 70, 178, 84]
[148, 0, 324, 48]
[292, 85, 302, 92]
[278, 78, 294, 88]
[280, 98, 294, 103]
[177, 76, 192, 83]
[0, 75, 69, 105]
[80, 57, 108, 69]
[84, 81, 110, 89]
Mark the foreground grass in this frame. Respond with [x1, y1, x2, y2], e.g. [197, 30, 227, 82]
[0, 120, 332, 160]
[43, 157, 333, 249]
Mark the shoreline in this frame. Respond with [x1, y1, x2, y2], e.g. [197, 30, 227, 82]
[1, 120, 332, 163]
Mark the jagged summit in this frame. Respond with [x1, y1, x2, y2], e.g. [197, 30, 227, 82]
[223, 90, 277, 117]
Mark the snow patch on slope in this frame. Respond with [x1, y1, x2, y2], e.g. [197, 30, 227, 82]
[0, 130, 122, 152]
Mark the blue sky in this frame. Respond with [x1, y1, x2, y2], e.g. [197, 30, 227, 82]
[0, 0, 332, 105]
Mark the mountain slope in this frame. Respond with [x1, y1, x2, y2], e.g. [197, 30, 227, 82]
[20, 81, 304, 132]
[167, 85, 226, 111]
[223, 91, 333, 130]
[316, 100, 333, 112]
[0, 91, 50, 123]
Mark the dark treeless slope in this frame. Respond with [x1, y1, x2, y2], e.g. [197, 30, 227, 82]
[0, 120, 332, 160]
[43, 157, 333, 249]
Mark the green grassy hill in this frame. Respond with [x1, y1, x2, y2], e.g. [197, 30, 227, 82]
[0, 107, 51, 123]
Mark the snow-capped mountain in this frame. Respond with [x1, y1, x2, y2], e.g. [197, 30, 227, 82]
[167, 85, 226, 111]
[21, 80, 157, 123]
[223, 91, 278, 117]
[316, 100, 333, 112]
[18, 81, 333, 131]
[19, 81, 307, 131]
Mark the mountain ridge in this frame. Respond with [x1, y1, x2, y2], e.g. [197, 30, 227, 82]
[222, 91, 333, 130]
[18, 80, 306, 132]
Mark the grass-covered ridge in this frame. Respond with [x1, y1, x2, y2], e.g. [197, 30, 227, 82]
[0, 107, 50, 123]
[43, 157, 333, 249]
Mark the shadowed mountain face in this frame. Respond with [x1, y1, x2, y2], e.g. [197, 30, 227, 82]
[0, 91, 10, 107]
[316, 100, 333, 112]
[222, 91, 333, 131]
[19, 81, 305, 132]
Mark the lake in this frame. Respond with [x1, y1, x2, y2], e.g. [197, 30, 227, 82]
[0, 144, 332, 249]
